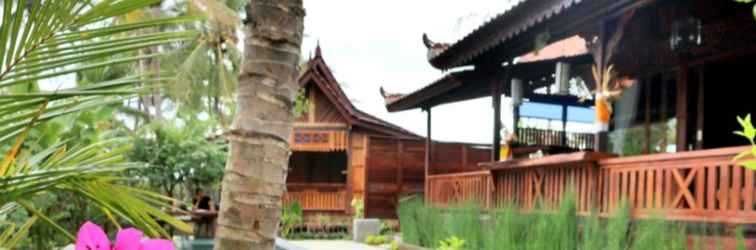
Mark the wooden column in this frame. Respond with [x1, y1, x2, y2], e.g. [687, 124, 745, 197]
[561, 104, 568, 146]
[424, 107, 432, 196]
[397, 141, 404, 195]
[696, 66, 704, 150]
[676, 59, 689, 152]
[643, 78, 651, 154]
[492, 75, 503, 162]
[661, 74, 669, 152]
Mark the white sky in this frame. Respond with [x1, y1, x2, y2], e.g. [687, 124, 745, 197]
[301, 0, 518, 144]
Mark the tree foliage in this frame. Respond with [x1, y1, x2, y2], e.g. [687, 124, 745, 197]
[129, 119, 226, 198]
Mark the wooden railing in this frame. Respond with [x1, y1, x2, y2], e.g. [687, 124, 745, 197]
[283, 183, 347, 211]
[427, 170, 493, 208]
[425, 146, 756, 224]
[518, 127, 595, 150]
[598, 146, 756, 223]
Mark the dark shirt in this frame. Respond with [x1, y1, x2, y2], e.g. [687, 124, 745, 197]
[193, 196, 212, 210]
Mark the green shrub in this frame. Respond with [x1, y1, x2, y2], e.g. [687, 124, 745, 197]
[395, 189, 747, 249]
[437, 236, 465, 250]
[397, 196, 422, 245]
[365, 234, 389, 245]
[280, 201, 303, 238]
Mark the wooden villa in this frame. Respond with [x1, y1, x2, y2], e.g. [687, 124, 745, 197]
[384, 0, 756, 226]
[283, 47, 491, 219]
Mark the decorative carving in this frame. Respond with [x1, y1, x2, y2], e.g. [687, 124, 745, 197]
[291, 130, 348, 152]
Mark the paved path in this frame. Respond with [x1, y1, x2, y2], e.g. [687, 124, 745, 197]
[289, 240, 387, 250]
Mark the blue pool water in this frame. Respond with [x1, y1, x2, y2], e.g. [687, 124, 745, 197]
[174, 237, 306, 250]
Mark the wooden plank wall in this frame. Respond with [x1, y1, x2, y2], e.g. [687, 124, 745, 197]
[365, 136, 491, 218]
[350, 133, 368, 203]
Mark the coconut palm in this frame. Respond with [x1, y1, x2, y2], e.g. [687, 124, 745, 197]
[213, 0, 305, 249]
[0, 0, 200, 247]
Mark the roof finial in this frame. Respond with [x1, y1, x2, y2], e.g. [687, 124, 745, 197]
[315, 40, 322, 58]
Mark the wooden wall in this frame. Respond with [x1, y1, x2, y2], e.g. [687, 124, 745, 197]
[296, 84, 347, 124]
[364, 136, 491, 218]
[349, 132, 368, 203]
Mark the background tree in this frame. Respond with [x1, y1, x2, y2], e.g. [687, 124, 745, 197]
[129, 118, 226, 200]
[213, 0, 305, 249]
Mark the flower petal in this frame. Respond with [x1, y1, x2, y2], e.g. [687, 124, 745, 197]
[76, 221, 111, 250]
[114, 228, 143, 250]
[140, 239, 175, 250]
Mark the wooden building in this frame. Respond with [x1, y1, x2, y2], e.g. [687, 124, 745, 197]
[283, 46, 490, 219]
[386, 0, 756, 227]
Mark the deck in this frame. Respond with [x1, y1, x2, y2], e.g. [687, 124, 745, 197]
[427, 146, 756, 224]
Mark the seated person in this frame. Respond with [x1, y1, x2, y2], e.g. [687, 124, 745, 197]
[192, 188, 216, 237]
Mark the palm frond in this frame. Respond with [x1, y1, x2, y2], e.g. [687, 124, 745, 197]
[0, 0, 203, 243]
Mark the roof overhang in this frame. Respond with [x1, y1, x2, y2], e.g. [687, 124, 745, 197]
[429, 0, 653, 70]
[387, 54, 593, 112]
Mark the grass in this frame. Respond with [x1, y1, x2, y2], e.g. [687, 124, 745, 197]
[397, 194, 747, 250]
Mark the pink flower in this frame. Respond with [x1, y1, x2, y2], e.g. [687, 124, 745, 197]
[76, 221, 174, 250]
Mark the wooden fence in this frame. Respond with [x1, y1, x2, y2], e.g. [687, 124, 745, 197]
[426, 146, 756, 224]
[365, 136, 491, 218]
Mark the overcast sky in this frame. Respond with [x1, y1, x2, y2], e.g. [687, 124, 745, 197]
[300, 1, 518, 144]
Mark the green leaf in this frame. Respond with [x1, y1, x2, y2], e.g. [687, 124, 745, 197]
[739, 160, 756, 170]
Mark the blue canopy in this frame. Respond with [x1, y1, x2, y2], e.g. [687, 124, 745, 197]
[520, 102, 594, 124]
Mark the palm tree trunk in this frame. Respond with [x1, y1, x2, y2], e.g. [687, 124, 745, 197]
[213, 1, 305, 249]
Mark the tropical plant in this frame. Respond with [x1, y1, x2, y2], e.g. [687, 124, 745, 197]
[279, 201, 302, 238]
[365, 235, 390, 246]
[351, 197, 364, 219]
[75, 221, 173, 249]
[437, 236, 465, 250]
[0, 0, 198, 247]
[734, 114, 756, 169]
[213, 0, 305, 249]
[158, 0, 247, 127]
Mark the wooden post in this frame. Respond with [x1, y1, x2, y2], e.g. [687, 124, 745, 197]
[696, 66, 704, 150]
[661, 74, 669, 152]
[561, 104, 568, 147]
[513, 104, 520, 140]
[492, 75, 503, 162]
[676, 59, 689, 152]
[644, 78, 651, 154]
[424, 107, 432, 197]
[397, 141, 404, 195]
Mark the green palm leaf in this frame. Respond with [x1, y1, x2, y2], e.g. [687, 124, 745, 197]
[0, 0, 203, 244]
